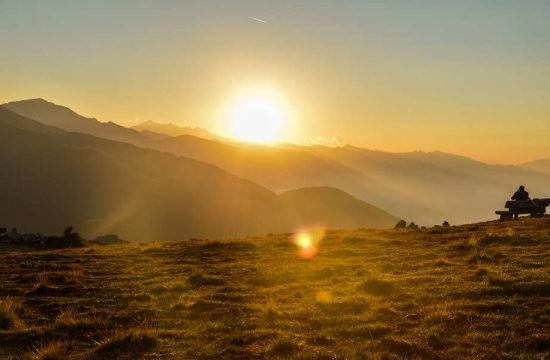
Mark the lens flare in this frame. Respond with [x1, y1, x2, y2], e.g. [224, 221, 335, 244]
[292, 226, 326, 259]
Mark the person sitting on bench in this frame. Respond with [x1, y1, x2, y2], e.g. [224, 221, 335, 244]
[512, 186, 530, 201]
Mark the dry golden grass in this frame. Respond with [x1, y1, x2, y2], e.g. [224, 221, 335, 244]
[0, 297, 20, 330]
[32, 341, 68, 360]
[0, 217, 549, 359]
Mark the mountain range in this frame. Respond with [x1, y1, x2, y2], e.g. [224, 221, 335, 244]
[520, 159, 550, 176]
[132, 119, 224, 141]
[4, 98, 550, 228]
[0, 104, 398, 241]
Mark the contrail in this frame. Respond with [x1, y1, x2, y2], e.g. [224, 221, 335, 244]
[251, 17, 266, 23]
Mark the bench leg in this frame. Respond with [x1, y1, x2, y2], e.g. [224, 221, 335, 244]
[499, 213, 512, 221]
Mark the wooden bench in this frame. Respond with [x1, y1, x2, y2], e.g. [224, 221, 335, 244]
[495, 199, 550, 220]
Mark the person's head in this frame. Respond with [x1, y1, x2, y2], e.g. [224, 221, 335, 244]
[519, 185, 525, 191]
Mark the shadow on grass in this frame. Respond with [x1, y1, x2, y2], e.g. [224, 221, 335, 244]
[358, 278, 396, 296]
[186, 274, 225, 287]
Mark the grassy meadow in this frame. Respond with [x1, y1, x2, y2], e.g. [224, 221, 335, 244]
[0, 217, 549, 359]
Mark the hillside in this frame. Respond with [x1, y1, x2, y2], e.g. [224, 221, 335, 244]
[0, 107, 397, 241]
[521, 159, 550, 175]
[6, 99, 550, 226]
[3, 98, 149, 144]
[1, 100, 368, 204]
[4, 99, 364, 195]
[279, 187, 397, 229]
[0, 217, 548, 359]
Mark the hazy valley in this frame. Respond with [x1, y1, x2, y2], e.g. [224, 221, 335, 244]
[0, 104, 398, 241]
[4, 98, 550, 231]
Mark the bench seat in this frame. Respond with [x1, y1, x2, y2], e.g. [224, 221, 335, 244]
[496, 198, 549, 220]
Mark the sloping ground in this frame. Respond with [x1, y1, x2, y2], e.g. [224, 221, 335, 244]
[0, 217, 548, 359]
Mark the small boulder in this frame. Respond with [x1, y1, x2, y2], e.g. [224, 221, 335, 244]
[91, 234, 129, 245]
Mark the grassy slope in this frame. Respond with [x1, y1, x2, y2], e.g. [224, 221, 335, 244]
[0, 217, 548, 359]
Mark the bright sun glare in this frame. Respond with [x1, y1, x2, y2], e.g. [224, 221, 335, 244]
[228, 91, 286, 143]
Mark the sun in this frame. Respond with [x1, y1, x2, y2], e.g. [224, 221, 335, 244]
[227, 91, 287, 143]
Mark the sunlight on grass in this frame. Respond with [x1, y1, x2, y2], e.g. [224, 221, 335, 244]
[0, 217, 548, 358]
[315, 290, 333, 303]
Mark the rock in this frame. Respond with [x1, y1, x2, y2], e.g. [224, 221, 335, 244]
[91, 234, 129, 245]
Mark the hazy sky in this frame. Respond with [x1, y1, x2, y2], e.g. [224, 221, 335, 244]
[1, 0, 549, 163]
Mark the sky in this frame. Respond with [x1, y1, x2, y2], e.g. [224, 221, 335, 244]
[1, 0, 549, 164]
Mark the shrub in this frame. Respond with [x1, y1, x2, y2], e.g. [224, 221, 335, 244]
[394, 220, 407, 229]
[408, 222, 419, 229]
[45, 227, 85, 248]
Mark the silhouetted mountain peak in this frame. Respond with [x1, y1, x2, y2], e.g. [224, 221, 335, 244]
[4, 98, 99, 122]
[3, 98, 148, 143]
[21, 98, 49, 104]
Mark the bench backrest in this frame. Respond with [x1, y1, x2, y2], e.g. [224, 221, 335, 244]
[505, 199, 550, 210]
[505, 201, 540, 210]
[533, 198, 550, 207]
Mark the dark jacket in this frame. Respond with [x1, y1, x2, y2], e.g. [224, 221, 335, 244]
[512, 190, 530, 201]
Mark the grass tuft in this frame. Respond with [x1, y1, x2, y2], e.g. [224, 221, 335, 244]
[33, 341, 68, 360]
[269, 339, 299, 357]
[52, 308, 99, 334]
[92, 329, 158, 359]
[0, 297, 19, 330]
[186, 274, 225, 287]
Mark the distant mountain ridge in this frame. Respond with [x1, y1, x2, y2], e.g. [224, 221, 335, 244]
[4, 98, 550, 226]
[0, 106, 398, 241]
[521, 159, 550, 175]
[4, 98, 148, 144]
[133, 120, 224, 141]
